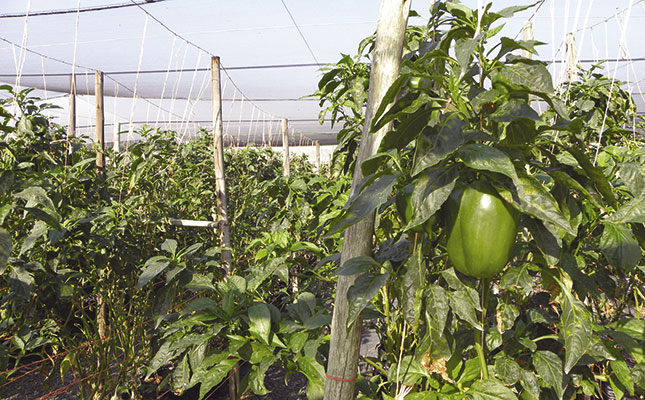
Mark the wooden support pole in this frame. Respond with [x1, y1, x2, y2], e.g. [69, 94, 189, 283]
[323, 1, 410, 399]
[565, 32, 577, 82]
[315, 140, 321, 172]
[95, 71, 105, 168]
[523, 21, 534, 59]
[68, 74, 76, 139]
[282, 118, 290, 177]
[169, 218, 219, 228]
[211, 56, 233, 274]
[113, 122, 121, 153]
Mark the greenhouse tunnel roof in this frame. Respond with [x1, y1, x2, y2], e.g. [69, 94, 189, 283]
[1, 0, 645, 146]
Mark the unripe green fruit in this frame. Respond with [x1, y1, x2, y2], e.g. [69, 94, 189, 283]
[445, 181, 519, 279]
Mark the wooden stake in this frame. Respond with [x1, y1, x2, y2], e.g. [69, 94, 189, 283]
[523, 21, 534, 59]
[324, 1, 410, 399]
[113, 122, 121, 153]
[95, 71, 105, 168]
[211, 56, 232, 274]
[68, 74, 76, 139]
[282, 118, 290, 177]
[315, 140, 321, 172]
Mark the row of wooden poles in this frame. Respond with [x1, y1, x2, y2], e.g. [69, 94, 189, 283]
[65, 64, 324, 173]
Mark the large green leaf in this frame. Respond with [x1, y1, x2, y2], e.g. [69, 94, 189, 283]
[525, 218, 562, 266]
[405, 166, 458, 230]
[606, 193, 645, 224]
[0, 229, 11, 272]
[412, 120, 491, 176]
[387, 355, 430, 386]
[328, 173, 399, 236]
[346, 272, 389, 331]
[333, 255, 380, 276]
[137, 256, 172, 289]
[559, 289, 592, 373]
[19, 220, 48, 255]
[533, 350, 566, 399]
[14, 186, 56, 210]
[495, 357, 520, 385]
[610, 360, 635, 397]
[600, 222, 642, 272]
[493, 62, 554, 95]
[515, 175, 575, 236]
[458, 144, 518, 181]
[402, 250, 425, 326]
[197, 355, 238, 398]
[248, 303, 272, 346]
[490, 98, 540, 122]
[500, 263, 533, 296]
[450, 287, 482, 331]
[455, 37, 478, 76]
[467, 378, 517, 400]
[299, 356, 326, 400]
[426, 284, 450, 334]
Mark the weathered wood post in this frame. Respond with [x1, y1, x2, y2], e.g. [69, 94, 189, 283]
[523, 21, 534, 59]
[95, 71, 105, 168]
[212, 55, 238, 400]
[324, 1, 410, 399]
[315, 140, 321, 172]
[211, 56, 232, 273]
[282, 118, 290, 177]
[68, 74, 76, 139]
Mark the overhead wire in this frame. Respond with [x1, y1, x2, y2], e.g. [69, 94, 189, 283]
[0, 0, 170, 19]
[279, 0, 322, 66]
[126, 0, 282, 121]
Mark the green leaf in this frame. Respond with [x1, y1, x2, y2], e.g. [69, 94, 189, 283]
[299, 356, 325, 400]
[248, 303, 272, 346]
[497, 303, 519, 332]
[495, 357, 521, 385]
[14, 186, 56, 210]
[559, 290, 592, 373]
[137, 256, 172, 289]
[455, 38, 478, 76]
[20, 220, 48, 255]
[525, 218, 561, 266]
[412, 119, 491, 175]
[0, 229, 11, 272]
[197, 355, 238, 398]
[402, 250, 425, 326]
[600, 222, 642, 272]
[607, 193, 645, 224]
[467, 378, 518, 400]
[533, 350, 566, 399]
[333, 256, 379, 276]
[519, 369, 540, 400]
[8, 264, 35, 299]
[347, 272, 389, 331]
[405, 166, 458, 230]
[248, 363, 271, 395]
[610, 360, 635, 397]
[493, 62, 554, 94]
[427, 284, 450, 334]
[459, 144, 519, 181]
[450, 287, 482, 331]
[500, 263, 533, 296]
[515, 175, 575, 236]
[490, 98, 540, 122]
[161, 239, 178, 256]
[328, 174, 399, 236]
[387, 355, 429, 386]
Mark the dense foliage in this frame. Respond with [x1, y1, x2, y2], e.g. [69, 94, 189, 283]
[1, 1, 645, 400]
[0, 85, 348, 398]
[318, 2, 645, 400]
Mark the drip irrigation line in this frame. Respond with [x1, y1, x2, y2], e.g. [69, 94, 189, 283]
[0, 0, 170, 19]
